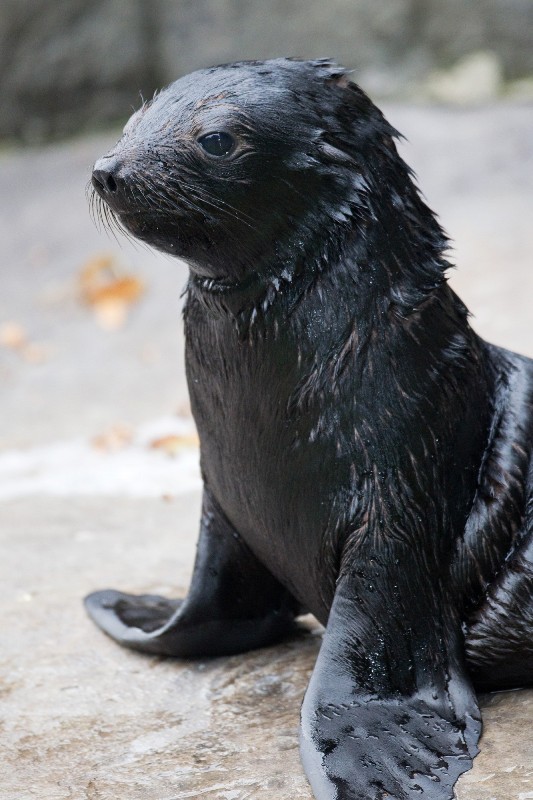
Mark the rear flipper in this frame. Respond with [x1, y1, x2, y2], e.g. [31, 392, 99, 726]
[466, 525, 533, 691]
[300, 564, 481, 800]
[84, 488, 300, 657]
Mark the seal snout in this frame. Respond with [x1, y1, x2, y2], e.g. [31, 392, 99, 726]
[91, 154, 137, 217]
[92, 155, 132, 200]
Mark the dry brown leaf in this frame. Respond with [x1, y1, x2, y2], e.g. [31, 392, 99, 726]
[149, 433, 200, 456]
[79, 254, 145, 330]
[0, 322, 50, 364]
[0, 322, 27, 350]
[92, 423, 134, 452]
[83, 275, 145, 306]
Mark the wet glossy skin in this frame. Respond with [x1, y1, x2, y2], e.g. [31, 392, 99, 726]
[86, 60, 533, 800]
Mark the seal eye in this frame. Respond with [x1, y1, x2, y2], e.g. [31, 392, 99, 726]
[198, 132, 235, 158]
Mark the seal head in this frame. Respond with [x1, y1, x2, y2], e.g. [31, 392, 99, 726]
[92, 61, 366, 282]
[92, 59, 429, 309]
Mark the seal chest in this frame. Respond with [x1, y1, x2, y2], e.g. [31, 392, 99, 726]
[86, 59, 533, 800]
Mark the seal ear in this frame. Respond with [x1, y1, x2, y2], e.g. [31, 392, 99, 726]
[316, 140, 358, 167]
[295, 57, 350, 84]
[300, 567, 481, 799]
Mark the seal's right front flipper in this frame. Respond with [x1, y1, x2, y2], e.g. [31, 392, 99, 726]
[300, 566, 481, 800]
[301, 690, 478, 800]
[84, 489, 299, 657]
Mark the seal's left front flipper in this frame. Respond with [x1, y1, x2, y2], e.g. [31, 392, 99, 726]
[84, 489, 300, 657]
[300, 569, 481, 800]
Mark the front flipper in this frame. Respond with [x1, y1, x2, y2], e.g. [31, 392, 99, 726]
[84, 489, 299, 657]
[300, 566, 481, 800]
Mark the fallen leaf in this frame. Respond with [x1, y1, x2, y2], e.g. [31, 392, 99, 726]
[0, 323, 50, 364]
[79, 254, 145, 330]
[92, 423, 134, 452]
[149, 433, 200, 456]
[0, 322, 27, 350]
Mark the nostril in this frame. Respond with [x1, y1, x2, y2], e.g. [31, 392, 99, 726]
[92, 173, 105, 192]
[92, 168, 117, 194]
[92, 157, 121, 195]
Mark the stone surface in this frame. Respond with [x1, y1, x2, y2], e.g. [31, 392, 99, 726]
[0, 495, 316, 800]
[158, 0, 533, 98]
[1, 496, 532, 799]
[0, 0, 155, 142]
[0, 494, 533, 800]
[2, 0, 533, 141]
[0, 103, 532, 798]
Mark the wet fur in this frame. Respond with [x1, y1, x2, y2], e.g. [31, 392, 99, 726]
[87, 59, 533, 800]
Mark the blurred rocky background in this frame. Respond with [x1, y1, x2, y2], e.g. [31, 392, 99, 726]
[2, 0, 533, 143]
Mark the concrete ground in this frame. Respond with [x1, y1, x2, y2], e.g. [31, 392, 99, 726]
[1, 102, 532, 799]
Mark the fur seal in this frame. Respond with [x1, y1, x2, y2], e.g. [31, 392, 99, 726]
[87, 59, 533, 800]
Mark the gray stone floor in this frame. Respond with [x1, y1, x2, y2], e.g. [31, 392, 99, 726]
[1, 103, 532, 799]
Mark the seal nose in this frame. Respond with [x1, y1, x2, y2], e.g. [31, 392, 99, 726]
[92, 157, 121, 195]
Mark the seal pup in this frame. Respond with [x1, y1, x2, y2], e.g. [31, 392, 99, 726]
[87, 59, 533, 800]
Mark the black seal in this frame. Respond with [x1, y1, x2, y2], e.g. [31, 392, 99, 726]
[86, 59, 533, 800]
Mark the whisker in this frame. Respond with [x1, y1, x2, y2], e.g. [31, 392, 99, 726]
[186, 186, 257, 231]
[87, 167, 259, 268]
[174, 169, 257, 226]
[152, 151, 257, 227]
